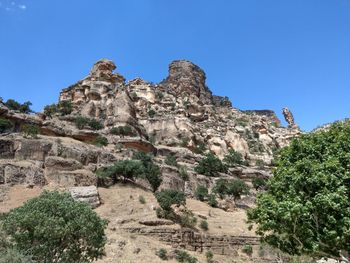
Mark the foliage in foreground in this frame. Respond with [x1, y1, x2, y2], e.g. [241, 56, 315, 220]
[248, 122, 350, 261]
[2, 191, 107, 263]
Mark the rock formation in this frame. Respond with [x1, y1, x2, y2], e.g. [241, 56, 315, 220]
[282, 107, 298, 128]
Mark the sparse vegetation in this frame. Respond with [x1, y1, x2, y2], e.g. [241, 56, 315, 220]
[0, 118, 13, 133]
[175, 250, 198, 263]
[2, 191, 107, 263]
[156, 248, 168, 260]
[195, 185, 208, 201]
[155, 91, 164, 100]
[199, 220, 209, 231]
[255, 159, 265, 168]
[223, 149, 247, 166]
[44, 101, 72, 117]
[178, 166, 189, 181]
[213, 179, 249, 200]
[110, 125, 135, 136]
[21, 124, 40, 138]
[205, 250, 214, 263]
[180, 137, 190, 147]
[155, 189, 186, 212]
[252, 177, 267, 190]
[207, 194, 218, 207]
[248, 122, 350, 261]
[138, 195, 146, 204]
[242, 245, 253, 256]
[75, 116, 103, 130]
[179, 209, 197, 228]
[91, 136, 108, 147]
[165, 155, 178, 167]
[193, 143, 207, 155]
[194, 153, 227, 177]
[148, 109, 156, 118]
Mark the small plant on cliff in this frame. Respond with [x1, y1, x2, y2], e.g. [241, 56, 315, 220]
[194, 153, 227, 177]
[242, 245, 253, 256]
[138, 195, 146, 204]
[207, 194, 218, 207]
[179, 209, 197, 228]
[194, 185, 208, 201]
[155, 189, 186, 216]
[43, 103, 58, 117]
[2, 191, 107, 263]
[21, 124, 39, 139]
[4, 99, 33, 114]
[148, 109, 156, 118]
[155, 91, 164, 100]
[110, 125, 135, 137]
[193, 143, 207, 155]
[88, 119, 103, 130]
[91, 136, 108, 147]
[175, 250, 198, 263]
[205, 251, 214, 263]
[178, 166, 189, 181]
[247, 122, 350, 262]
[199, 220, 209, 231]
[0, 118, 13, 133]
[165, 155, 178, 167]
[58, 101, 72, 115]
[156, 248, 168, 260]
[252, 177, 267, 190]
[213, 179, 249, 200]
[223, 149, 246, 167]
[75, 116, 103, 130]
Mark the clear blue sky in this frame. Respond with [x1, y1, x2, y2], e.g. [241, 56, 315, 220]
[0, 0, 349, 131]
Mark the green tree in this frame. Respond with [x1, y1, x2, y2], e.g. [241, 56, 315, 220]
[194, 153, 227, 177]
[155, 189, 186, 212]
[58, 101, 72, 115]
[110, 125, 134, 136]
[223, 149, 245, 167]
[248, 121, 350, 262]
[212, 178, 228, 199]
[43, 103, 58, 118]
[0, 118, 13, 133]
[5, 99, 33, 114]
[226, 179, 250, 200]
[195, 185, 208, 201]
[75, 116, 90, 129]
[252, 177, 267, 190]
[21, 124, 40, 139]
[96, 160, 144, 182]
[91, 136, 108, 147]
[2, 191, 107, 263]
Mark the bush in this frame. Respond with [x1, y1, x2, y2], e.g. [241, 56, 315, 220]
[0, 118, 13, 133]
[0, 248, 35, 263]
[138, 195, 146, 204]
[21, 124, 40, 138]
[155, 189, 186, 212]
[242, 245, 253, 256]
[58, 101, 72, 115]
[96, 160, 144, 182]
[156, 248, 168, 260]
[252, 177, 267, 190]
[195, 185, 208, 201]
[43, 103, 58, 117]
[75, 117, 103, 130]
[2, 191, 107, 263]
[199, 220, 209, 231]
[165, 155, 178, 167]
[247, 122, 350, 261]
[178, 166, 189, 181]
[175, 250, 198, 263]
[223, 149, 245, 166]
[255, 159, 265, 168]
[5, 99, 32, 114]
[155, 91, 164, 100]
[205, 250, 214, 263]
[193, 143, 207, 155]
[179, 209, 197, 228]
[194, 153, 227, 177]
[110, 125, 135, 136]
[213, 179, 249, 200]
[91, 136, 108, 147]
[207, 194, 218, 207]
[148, 109, 156, 118]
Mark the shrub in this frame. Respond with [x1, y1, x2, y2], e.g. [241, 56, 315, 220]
[155, 189, 186, 212]
[148, 109, 156, 118]
[178, 166, 189, 181]
[255, 159, 265, 168]
[132, 151, 153, 166]
[179, 209, 197, 228]
[223, 149, 245, 166]
[252, 177, 267, 190]
[247, 122, 350, 261]
[5, 99, 32, 114]
[110, 125, 135, 136]
[156, 248, 168, 260]
[0, 118, 13, 133]
[242, 245, 253, 256]
[58, 101, 72, 115]
[75, 116, 90, 129]
[2, 191, 107, 263]
[96, 160, 144, 182]
[155, 91, 164, 100]
[212, 179, 228, 199]
[43, 103, 58, 117]
[88, 119, 103, 130]
[91, 136, 108, 147]
[194, 153, 227, 177]
[175, 250, 198, 263]
[180, 137, 190, 147]
[193, 143, 207, 155]
[207, 194, 218, 207]
[138, 195, 146, 204]
[195, 185, 208, 201]
[205, 250, 214, 263]
[199, 220, 209, 231]
[0, 248, 35, 263]
[21, 124, 39, 138]
[226, 179, 250, 200]
[165, 155, 178, 167]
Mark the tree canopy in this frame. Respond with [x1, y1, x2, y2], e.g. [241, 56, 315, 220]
[247, 121, 350, 261]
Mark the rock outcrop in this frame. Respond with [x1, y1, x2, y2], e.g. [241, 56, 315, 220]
[282, 107, 298, 128]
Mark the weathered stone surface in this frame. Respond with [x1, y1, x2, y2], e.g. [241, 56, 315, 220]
[69, 185, 100, 208]
[139, 219, 174, 226]
[283, 107, 297, 128]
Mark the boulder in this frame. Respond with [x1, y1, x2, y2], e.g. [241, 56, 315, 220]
[69, 185, 100, 208]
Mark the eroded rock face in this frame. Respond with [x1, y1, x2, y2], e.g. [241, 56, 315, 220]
[283, 107, 297, 128]
[160, 60, 213, 104]
[70, 185, 100, 208]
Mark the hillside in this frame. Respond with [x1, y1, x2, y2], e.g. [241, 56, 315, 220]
[0, 59, 302, 263]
